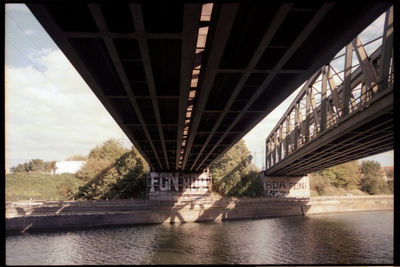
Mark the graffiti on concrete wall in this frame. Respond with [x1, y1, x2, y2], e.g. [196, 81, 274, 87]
[261, 175, 310, 198]
[148, 172, 212, 193]
[264, 190, 288, 197]
[264, 180, 288, 197]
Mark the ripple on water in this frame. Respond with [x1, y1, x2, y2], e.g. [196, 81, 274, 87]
[6, 211, 393, 265]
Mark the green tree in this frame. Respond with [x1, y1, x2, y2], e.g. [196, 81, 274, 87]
[11, 160, 57, 173]
[76, 139, 129, 182]
[28, 159, 44, 171]
[23, 162, 30, 172]
[73, 139, 149, 199]
[361, 160, 383, 178]
[10, 163, 26, 173]
[360, 160, 388, 194]
[44, 161, 56, 172]
[88, 139, 127, 161]
[210, 140, 262, 197]
[65, 154, 87, 161]
[309, 160, 362, 196]
[387, 180, 394, 194]
[360, 175, 388, 194]
[309, 173, 332, 195]
[313, 160, 361, 189]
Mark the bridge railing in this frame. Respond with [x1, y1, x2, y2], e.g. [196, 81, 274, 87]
[266, 6, 393, 170]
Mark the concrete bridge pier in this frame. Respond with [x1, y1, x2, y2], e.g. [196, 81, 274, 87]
[260, 173, 310, 199]
[147, 170, 213, 202]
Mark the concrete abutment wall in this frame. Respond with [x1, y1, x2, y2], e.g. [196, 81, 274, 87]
[147, 171, 212, 201]
[260, 173, 310, 198]
[6, 196, 393, 234]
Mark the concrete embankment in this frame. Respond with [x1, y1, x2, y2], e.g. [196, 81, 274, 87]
[6, 195, 393, 234]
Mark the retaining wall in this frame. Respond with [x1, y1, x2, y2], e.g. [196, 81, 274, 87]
[6, 195, 393, 234]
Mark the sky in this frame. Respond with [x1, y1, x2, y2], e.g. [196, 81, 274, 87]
[5, 4, 394, 172]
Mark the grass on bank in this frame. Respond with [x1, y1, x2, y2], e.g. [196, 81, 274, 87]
[5, 171, 84, 202]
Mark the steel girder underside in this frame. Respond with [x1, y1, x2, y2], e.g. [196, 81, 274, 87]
[27, 2, 391, 172]
[264, 6, 394, 176]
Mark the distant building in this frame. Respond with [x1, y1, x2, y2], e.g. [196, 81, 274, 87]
[382, 166, 394, 182]
[54, 161, 85, 174]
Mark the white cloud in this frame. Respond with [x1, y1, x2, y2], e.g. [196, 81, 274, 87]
[5, 4, 30, 13]
[24, 30, 34, 35]
[359, 12, 385, 44]
[5, 49, 131, 171]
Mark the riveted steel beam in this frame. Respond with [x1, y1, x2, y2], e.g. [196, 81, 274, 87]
[265, 8, 393, 175]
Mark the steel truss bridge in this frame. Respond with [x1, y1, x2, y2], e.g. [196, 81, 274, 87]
[27, 2, 392, 172]
[265, 7, 393, 176]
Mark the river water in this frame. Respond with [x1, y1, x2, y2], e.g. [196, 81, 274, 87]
[6, 211, 393, 265]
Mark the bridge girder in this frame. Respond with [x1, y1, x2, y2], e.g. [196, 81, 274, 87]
[26, 2, 392, 172]
[265, 6, 394, 176]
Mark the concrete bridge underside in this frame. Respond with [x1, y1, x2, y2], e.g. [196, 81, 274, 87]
[27, 2, 391, 172]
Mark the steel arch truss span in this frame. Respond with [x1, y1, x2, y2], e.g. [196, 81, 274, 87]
[27, 2, 391, 172]
[265, 7, 394, 176]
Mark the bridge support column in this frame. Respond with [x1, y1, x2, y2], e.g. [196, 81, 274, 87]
[260, 173, 310, 198]
[147, 170, 212, 202]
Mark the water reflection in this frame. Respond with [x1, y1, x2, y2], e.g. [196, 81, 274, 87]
[150, 222, 236, 264]
[6, 211, 393, 265]
[275, 216, 364, 264]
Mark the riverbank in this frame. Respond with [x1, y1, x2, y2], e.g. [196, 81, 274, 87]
[6, 195, 393, 234]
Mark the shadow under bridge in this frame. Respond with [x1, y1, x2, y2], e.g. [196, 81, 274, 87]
[26, 2, 391, 172]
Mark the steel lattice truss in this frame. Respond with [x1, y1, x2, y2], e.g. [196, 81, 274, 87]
[265, 7, 394, 176]
[27, 2, 391, 172]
